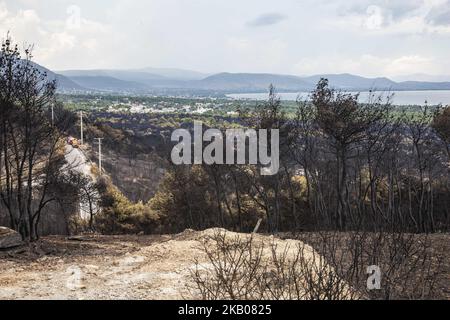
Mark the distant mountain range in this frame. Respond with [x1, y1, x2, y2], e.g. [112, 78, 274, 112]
[30, 62, 84, 91]
[392, 74, 450, 83]
[35, 64, 450, 95]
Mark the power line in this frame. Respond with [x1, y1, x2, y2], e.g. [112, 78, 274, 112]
[95, 138, 104, 175]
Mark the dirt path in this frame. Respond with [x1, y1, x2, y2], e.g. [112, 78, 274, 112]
[0, 233, 192, 300]
[0, 229, 310, 300]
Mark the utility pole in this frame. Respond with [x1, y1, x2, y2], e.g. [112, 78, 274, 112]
[80, 111, 84, 145]
[51, 104, 54, 126]
[96, 138, 103, 174]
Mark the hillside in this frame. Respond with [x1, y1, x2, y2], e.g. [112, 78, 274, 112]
[194, 72, 314, 92]
[47, 64, 450, 94]
[69, 76, 149, 92]
[394, 81, 450, 91]
[1, 229, 448, 300]
[301, 73, 397, 90]
[0, 229, 317, 300]
[31, 62, 84, 91]
[136, 67, 208, 80]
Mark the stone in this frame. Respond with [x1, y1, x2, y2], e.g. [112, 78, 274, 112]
[0, 227, 24, 249]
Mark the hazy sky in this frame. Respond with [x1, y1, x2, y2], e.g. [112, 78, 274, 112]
[1, 0, 450, 78]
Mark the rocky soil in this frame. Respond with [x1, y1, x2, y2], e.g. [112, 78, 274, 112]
[1, 229, 448, 300]
[0, 229, 309, 300]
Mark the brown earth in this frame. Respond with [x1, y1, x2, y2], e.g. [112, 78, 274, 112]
[0, 230, 448, 300]
[0, 229, 313, 300]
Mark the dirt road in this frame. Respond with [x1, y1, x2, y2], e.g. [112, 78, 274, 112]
[1, 230, 448, 300]
[0, 229, 308, 300]
[0, 233, 194, 300]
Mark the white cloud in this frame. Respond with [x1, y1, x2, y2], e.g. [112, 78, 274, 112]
[365, 5, 385, 30]
[294, 54, 447, 78]
[226, 37, 288, 72]
[0, 0, 449, 78]
[330, 0, 450, 35]
[0, 2, 8, 20]
[246, 13, 288, 27]
[0, 1, 111, 69]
